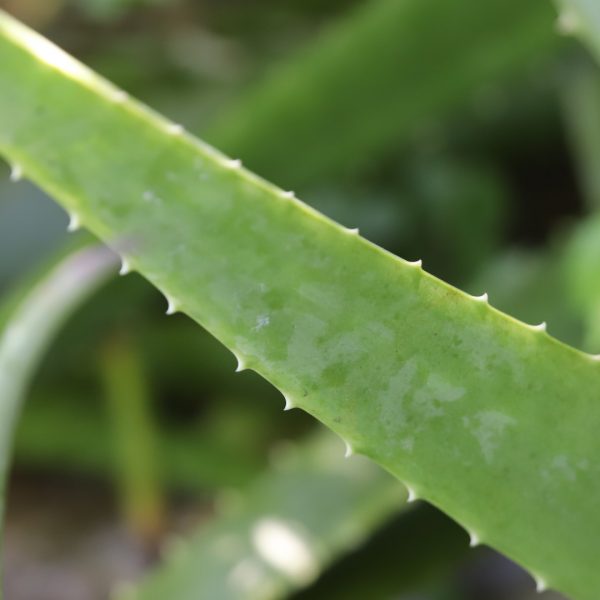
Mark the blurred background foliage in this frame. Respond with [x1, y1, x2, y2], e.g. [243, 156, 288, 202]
[0, 0, 599, 598]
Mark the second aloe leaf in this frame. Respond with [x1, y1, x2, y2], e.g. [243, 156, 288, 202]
[134, 430, 405, 600]
[1, 11, 600, 600]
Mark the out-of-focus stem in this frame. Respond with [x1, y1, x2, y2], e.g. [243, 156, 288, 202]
[101, 333, 165, 551]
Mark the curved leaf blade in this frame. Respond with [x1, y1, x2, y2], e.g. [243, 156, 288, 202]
[0, 243, 116, 547]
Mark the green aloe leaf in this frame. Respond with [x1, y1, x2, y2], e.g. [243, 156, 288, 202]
[132, 430, 405, 600]
[1, 11, 600, 599]
[210, 0, 559, 187]
[0, 242, 116, 539]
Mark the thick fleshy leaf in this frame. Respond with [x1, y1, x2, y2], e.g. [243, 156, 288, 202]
[1, 12, 600, 599]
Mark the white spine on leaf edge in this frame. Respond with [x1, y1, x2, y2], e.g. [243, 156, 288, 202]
[165, 297, 178, 315]
[9, 163, 23, 182]
[283, 394, 294, 411]
[167, 123, 184, 135]
[119, 258, 131, 276]
[67, 213, 81, 232]
[535, 575, 547, 593]
[406, 486, 418, 503]
[344, 440, 353, 458]
[234, 354, 246, 373]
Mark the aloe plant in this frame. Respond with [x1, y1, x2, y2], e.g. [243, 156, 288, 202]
[133, 429, 405, 600]
[0, 242, 116, 538]
[2, 7, 600, 600]
[209, 0, 559, 187]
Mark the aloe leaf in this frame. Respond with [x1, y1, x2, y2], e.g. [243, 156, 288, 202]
[0, 243, 116, 538]
[209, 0, 559, 187]
[131, 430, 405, 600]
[1, 12, 600, 599]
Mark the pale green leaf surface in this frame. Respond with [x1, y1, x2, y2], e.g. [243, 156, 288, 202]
[133, 430, 405, 600]
[1, 12, 600, 599]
